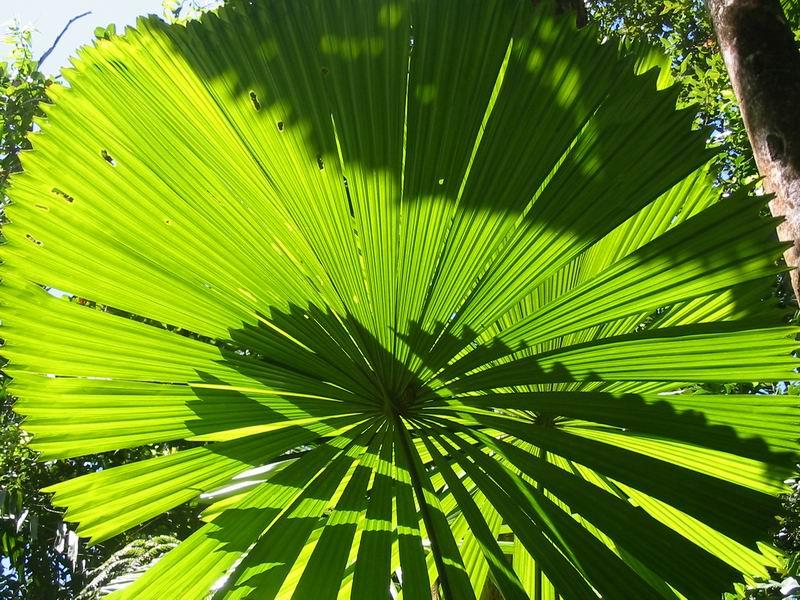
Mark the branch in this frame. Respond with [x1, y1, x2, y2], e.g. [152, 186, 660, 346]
[36, 11, 92, 69]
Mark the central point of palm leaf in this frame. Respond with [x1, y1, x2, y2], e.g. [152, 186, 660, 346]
[385, 385, 416, 417]
[533, 412, 559, 427]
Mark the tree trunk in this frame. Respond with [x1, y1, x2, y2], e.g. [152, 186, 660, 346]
[707, 0, 800, 303]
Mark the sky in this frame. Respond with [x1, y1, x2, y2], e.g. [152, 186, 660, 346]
[1, 0, 166, 75]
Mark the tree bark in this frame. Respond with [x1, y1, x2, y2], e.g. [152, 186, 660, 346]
[707, 0, 800, 303]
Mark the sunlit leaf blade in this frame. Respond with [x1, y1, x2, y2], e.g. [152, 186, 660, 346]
[3, 0, 796, 598]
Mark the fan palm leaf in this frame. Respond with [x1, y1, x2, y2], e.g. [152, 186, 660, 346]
[3, 0, 797, 598]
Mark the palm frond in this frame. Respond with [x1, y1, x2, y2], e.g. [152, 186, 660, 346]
[3, 1, 796, 598]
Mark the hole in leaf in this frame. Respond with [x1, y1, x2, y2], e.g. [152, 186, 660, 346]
[343, 176, 355, 218]
[437, 178, 445, 185]
[101, 150, 116, 166]
[51, 188, 74, 203]
[249, 91, 261, 111]
[277, 121, 284, 131]
[165, 219, 172, 225]
[26, 234, 43, 246]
